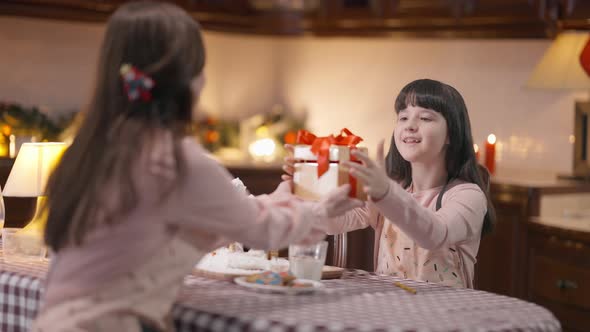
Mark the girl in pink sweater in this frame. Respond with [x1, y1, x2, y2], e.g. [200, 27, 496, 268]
[284, 79, 495, 288]
[33, 2, 361, 331]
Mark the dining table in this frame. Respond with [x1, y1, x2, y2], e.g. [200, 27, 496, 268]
[1, 247, 561, 332]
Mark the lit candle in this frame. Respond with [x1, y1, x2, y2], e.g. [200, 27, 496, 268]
[473, 143, 480, 163]
[9, 134, 15, 158]
[484, 134, 496, 175]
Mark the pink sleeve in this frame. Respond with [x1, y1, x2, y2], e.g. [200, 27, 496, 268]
[166, 139, 327, 251]
[321, 206, 372, 235]
[373, 180, 487, 250]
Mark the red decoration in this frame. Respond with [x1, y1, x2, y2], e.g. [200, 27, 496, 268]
[484, 136, 496, 175]
[296, 129, 363, 177]
[296, 128, 363, 198]
[120, 64, 155, 102]
[283, 131, 297, 145]
[580, 37, 590, 77]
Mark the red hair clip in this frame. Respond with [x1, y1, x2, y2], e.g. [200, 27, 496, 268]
[120, 64, 155, 102]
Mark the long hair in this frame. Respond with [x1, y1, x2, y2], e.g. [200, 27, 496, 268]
[385, 79, 495, 236]
[44, 1, 205, 251]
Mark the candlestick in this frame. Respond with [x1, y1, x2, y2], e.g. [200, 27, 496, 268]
[473, 144, 480, 163]
[484, 134, 496, 175]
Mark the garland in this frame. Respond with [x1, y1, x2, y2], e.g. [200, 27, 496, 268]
[0, 102, 76, 140]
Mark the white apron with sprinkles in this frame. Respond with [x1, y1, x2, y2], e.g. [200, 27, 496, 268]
[375, 220, 473, 288]
[324, 179, 487, 288]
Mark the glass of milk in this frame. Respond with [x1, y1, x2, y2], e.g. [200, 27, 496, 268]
[288, 241, 328, 281]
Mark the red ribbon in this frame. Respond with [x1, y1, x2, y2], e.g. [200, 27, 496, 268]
[296, 129, 363, 198]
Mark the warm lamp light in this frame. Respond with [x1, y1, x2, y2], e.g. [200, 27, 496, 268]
[248, 124, 280, 163]
[2, 142, 67, 233]
[527, 31, 590, 90]
[248, 138, 277, 161]
[527, 30, 590, 178]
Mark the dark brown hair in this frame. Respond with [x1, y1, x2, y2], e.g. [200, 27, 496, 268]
[385, 79, 495, 236]
[44, 1, 205, 251]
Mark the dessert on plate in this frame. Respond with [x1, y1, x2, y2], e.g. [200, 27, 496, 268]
[196, 242, 289, 275]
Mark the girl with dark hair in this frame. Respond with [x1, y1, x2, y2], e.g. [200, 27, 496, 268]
[284, 79, 495, 288]
[33, 2, 362, 331]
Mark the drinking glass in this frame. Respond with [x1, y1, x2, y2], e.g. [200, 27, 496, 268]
[288, 241, 328, 281]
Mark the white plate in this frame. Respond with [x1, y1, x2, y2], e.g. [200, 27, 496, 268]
[234, 276, 324, 295]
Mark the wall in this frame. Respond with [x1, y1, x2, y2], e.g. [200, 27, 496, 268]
[0, 16, 583, 173]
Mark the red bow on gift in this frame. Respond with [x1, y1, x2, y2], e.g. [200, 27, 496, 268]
[296, 128, 363, 177]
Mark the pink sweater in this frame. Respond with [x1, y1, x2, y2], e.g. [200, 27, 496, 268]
[322, 179, 487, 288]
[40, 135, 328, 326]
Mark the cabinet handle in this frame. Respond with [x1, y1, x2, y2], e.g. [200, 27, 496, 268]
[556, 279, 578, 290]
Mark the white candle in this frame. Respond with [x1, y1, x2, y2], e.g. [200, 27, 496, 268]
[9, 134, 15, 158]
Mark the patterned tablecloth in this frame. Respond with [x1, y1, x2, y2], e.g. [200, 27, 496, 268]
[1, 251, 561, 332]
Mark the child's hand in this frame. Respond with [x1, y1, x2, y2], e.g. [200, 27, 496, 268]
[272, 180, 293, 194]
[281, 144, 295, 181]
[314, 184, 364, 218]
[344, 140, 391, 201]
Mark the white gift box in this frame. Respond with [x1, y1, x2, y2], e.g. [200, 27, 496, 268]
[293, 145, 367, 201]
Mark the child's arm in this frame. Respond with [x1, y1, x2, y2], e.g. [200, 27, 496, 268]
[374, 181, 487, 249]
[344, 144, 486, 250]
[321, 205, 373, 235]
[166, 139, 362, 252]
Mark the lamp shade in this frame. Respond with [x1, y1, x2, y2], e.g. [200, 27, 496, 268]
[3, 142, 67, 197]
[527, 31, 590, 90]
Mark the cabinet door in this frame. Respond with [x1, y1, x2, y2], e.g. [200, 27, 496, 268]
[559, 0, 590, 30]
[0, 0, 567, 37]
[313, 0, 385, 35]
[460, 0, 548, 38]
[319, 0, 383, 19]
[461, 0, 545, 18]
[527, 228, 590, 332]
[184, 0, 251, 13]
[383, 0, 548, 38]
[5, 0, 120, 10]
[1, 0, 118, 21]
[476, 197, 524, 296]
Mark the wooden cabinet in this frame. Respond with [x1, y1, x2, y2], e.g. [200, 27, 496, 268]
[475, 183, 529, 296]
[2, 0, 590, 38]
[559, 0, 590, 30]
[446, 0, 548, 38]
[316, 0, 550, 38]
[475, 178, 590, 299]
[0, 0, 118, 22]
[469, 177, 590, 331]
[526, 219, 590, 332]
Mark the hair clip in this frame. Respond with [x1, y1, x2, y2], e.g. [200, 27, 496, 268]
[120, 64, 155, 102]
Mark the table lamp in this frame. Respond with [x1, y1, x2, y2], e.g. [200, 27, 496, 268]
[2, 142, 67, 234]
[526, 30, 590, 178]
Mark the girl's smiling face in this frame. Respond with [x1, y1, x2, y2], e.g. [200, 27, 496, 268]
[394, 105, 449, 165]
